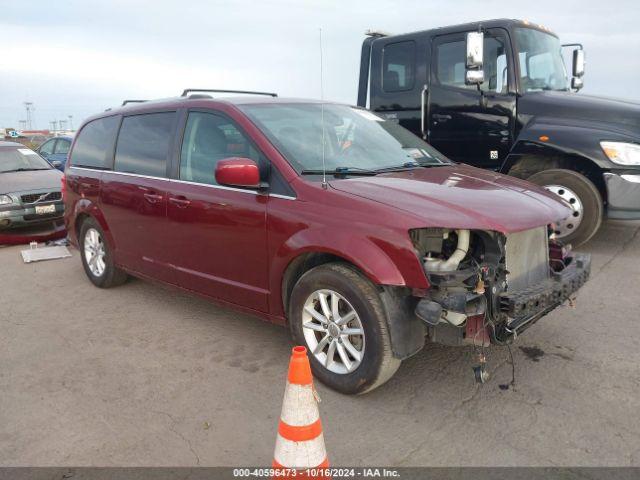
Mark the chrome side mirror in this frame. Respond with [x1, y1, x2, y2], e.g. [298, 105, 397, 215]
[466, 70, 485, 85]
[571, 77, 584, 90]
[573, 49, 585, 78]
[465, 31, 484, 85]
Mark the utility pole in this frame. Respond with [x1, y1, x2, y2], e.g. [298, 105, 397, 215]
[24, 102, 34, 130]
[18, 120, 27, 130]
[59, 119, 67, 131]
[68, 115, 73, 131]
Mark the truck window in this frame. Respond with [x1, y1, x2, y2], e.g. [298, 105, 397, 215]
[179, 111, 260, 186]
[114, 112, 175, 177]
[515, 28, 568, 92]
[483, 36, 508, 94]
[435, 40, 471, 90]
[383, 41, 415, 92]
[70, 116, 120, 169]
[435, 35, 508, 93]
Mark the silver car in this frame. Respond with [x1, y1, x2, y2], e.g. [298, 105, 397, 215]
[0, 141, 64, 231]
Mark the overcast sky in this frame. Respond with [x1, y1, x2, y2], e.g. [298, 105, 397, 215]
[1, 0, 639, 130]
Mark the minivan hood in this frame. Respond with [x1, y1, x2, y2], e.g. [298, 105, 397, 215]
[330, 164, 571, 233]
[0, 168, 62, 195]
[519, 91, 640, 133]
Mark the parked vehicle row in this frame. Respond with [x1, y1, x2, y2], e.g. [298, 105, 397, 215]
[64, 91, 590, 393]
[38, 135, 73, 171]
[0, 141, 64, 232]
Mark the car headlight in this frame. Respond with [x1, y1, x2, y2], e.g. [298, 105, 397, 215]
[0, 195, 13, 205]
[601, 141, 640, 166]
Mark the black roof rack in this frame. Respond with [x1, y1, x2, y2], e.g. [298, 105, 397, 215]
[181, 88, 277, 98]
[122, 99, 148, 106]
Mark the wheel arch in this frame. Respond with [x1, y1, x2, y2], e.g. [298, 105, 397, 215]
[273, 228, 428, 320]
[503, 141, 608, 204]
[71, 200, 115, 249]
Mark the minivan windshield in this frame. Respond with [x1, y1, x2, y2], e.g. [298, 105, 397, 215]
[0, 147, 52, 173]
[515, 28, 569, 92]
[239, 103, 451, 174]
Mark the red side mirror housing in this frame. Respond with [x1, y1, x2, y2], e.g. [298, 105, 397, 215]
[215, 157, 260, 188]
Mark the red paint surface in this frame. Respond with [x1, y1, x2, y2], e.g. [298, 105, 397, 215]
[65, 98, 572, 323]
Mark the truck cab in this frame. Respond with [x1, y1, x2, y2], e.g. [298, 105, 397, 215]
[358, 18, 640, 245]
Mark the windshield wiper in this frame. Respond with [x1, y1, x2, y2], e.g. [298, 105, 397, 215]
[301, 166, 379, 177]
[375, 162, 448, 173]
[2, 168, 49, 173]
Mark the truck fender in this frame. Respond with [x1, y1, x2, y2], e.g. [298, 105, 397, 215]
[501, 119, 616, 174]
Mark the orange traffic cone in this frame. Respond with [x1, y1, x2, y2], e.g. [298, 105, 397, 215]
[272, 346, 329, 476]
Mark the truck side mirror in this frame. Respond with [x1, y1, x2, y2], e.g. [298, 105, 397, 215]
[572, 49, 585, 78]
[465, 31, 484, 85]
[571, 77, 584, 90]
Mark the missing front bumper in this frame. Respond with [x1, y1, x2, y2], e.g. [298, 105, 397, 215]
[495, 252, 591, 341]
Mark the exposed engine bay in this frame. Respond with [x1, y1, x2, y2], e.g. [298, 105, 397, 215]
[410, 226, 591, 348]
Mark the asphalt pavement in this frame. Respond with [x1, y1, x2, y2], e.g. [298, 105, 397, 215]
[1, 220, 639, 466]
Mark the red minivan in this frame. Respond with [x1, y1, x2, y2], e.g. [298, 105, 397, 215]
[64, 90, 590, 393]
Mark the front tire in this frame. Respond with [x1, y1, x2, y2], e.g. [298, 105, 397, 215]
[288, 263, 400, 394]
[527, 169, 603, 247]
[79, 217, 128, 288]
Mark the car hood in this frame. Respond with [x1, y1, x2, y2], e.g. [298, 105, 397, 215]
[329, 164, 571, 233]
[519, 91, 640, 133]
[0, 169, 62, 195]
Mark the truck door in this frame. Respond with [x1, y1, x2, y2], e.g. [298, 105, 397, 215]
[428, 29, 516, 169]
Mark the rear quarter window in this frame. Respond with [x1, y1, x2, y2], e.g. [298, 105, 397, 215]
[70, 116, 120, 169]
[114, 112, 176, 177]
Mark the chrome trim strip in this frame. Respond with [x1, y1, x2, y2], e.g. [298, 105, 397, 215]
[69, 165, 297, 198]
[268, 193, 297, 201]
[167, 178, 259, 195]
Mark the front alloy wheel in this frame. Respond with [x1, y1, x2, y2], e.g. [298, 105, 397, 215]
[289, 263, 400, 394]
[302, 289, 365, 374]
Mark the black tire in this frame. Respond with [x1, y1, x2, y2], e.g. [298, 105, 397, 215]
[78, 217, 128, 288]
[527, 168, 603, 247]
[288, 263, 400, 395]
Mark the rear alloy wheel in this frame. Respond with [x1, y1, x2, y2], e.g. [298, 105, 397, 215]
[79, 217, 128, 288]
[289, 263, 400, 394]
[527, 169, 603, 247]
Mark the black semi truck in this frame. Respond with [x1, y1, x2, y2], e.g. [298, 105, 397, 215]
[358, 18, 640, 245]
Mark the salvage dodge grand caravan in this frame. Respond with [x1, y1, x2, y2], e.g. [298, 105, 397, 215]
[64, 90, 591, 394]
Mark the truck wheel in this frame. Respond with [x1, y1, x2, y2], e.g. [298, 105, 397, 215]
[527, 169, 603, 246]
[288, 263, 400, 394]
[79, 217, 128, 288]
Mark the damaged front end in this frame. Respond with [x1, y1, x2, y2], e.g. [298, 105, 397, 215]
[410, 226, 591, 347]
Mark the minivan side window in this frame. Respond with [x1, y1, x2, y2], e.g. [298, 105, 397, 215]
[70, 116, 120, 169]
[114, 112, 175, 177]
[383, 41, 415, 92]
[179, 111, 260, 186]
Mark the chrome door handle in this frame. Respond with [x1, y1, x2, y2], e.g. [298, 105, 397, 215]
[143, 193, 163, 204]
[169, 196, 191, 208]
[433, 113, 452, 121]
